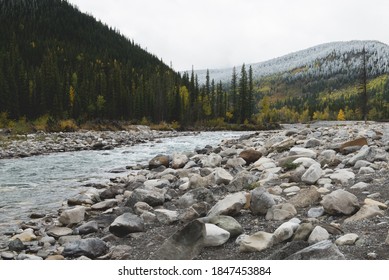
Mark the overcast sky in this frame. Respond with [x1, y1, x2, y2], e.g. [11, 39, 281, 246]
[67, 0, 389, 71]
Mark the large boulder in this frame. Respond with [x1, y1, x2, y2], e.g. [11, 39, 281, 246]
[207, 192, 247, 218]
[149, 155, 170, 169]
[320, 189, 360, 215]
[127, 187, 166, 207]
[239, 149, 262, 164]
[285, 240, 345, 260]
[249, 186, 276, 215]
[62, 238, 108, 259]
[109, 213, 145, 237]
[58, 206, 85, 226]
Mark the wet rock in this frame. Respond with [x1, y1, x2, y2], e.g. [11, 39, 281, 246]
[321, 189, 360, 215]
[207, 192, 247, 218]
[100, 186, 123, 200]
[265, 203, 297, 221]
[62, 238, 108, 259]
[8, 238, 25, 251]
[285, 240, 345, 260]
[58, 206, 85, 226]
[239, 149, 262, 164]
[109, 213, 144, 237]
[149, 155, 170, 169]
[249, 186, 275, 215]
[203, 223, 230, 247]
[239, 231, 274, 252]
[150, 220, 205, 260]
[335, 233, 359, 245]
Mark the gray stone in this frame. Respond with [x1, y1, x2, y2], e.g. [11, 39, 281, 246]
[329, 169, 355, 186]
[358, 166, 375, 174]
[208, 215, 243, 237]
[344, 205, 384, 223]
[177, 187, 214, 208]
[154, 209, 179, 225]
[293, 157, 319, 168]
[58, 206, 85, 225]
[38, 236, 56, 246]
[286, 240, 345, 260]
[76, 220, 99, 235]
[301, 164, 323, 184]
[109, 213, 144, 237]
[8, 238, 25, 251]
[348, 146, 376, 166]
[10, 228, 36, 242]
[239, 149, 262, 164]
[201, 153, 222, 168]
[271, 137, 295, 152]
[188, 174, 214, 188]
[249, 187, 276, 215]
[335, 233, 359, 245]
[265, 203, 297, 221]
[319, 149, 337, 165]
[203, 223, 230, 247]
[207, 192, 247, 218]
[293, 223, 314, 241]
[134, 201, 153, 215]
[350, 182, 369, 190]
[273, 218, 301, 244]
[58, 235, 82, 246]
[308, 226, 330, 244]
[62, 238, 108, 259]
[385, 230, 389, 245]
[214, 167, 234, 185]
[16, 253, 43, 260]
[321, 189, 360, 215]
[47, 227, 73, 238]
[1, 251, 15, 260]
[149, 155, 170, 169]
[226, 157, 246, 169]
[354, 160, 372, 169]
[305, 138, 321, 148]
[91, 199, 118, 210]
[100, 185, 123, 200]
[172, 153, 189, 169]
[227, 171, 258, 192]
[288, 186, 321, 208]
[127, 187, 165, 207]
[307, 206, 325, 218]
[239, 231, 274, 252]
[150, 220, 205, 260]
[288, 147, 317, 158]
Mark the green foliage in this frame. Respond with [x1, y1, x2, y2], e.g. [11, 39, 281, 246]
[281, 160, 302, 171]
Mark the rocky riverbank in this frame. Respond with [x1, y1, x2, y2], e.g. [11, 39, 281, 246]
[1, 122, 389, 260]
[0, 126, 194, 159]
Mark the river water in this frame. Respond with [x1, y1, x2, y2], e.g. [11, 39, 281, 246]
[0, 131, 247, 241]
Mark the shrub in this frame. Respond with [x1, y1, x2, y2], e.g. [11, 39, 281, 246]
[58, 119, 78, 132]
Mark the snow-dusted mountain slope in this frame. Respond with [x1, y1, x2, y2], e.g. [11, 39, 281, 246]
[190, 40, 389, 84]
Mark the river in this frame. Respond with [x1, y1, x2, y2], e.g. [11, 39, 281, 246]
[0, 131, 248, 242]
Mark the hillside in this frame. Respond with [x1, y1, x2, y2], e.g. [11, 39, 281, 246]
[194, 41, 389, 84]
[0, 0, 182, 124]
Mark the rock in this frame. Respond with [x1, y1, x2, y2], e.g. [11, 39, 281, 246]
[335, 233, 359, 245]
[266, 240, 309, 260]
[178, 188, 215, 210]
[385, 230, 389, 245]
[288, 186, 321, 208]
[100, 185, 123, 200]
[110, 245, 133, 260]
[109, 213, 144, 237]
[38, 236, 56, 246]
[150, 220, 205, 260]
[46, 255, 65, 260]
[271, 137, 295, 152]
[206, 215, 243, 237]
[134, 201, 153, 215]
[344, 205, 384, 223]
[329, 169, 355, 186]
[239, 149, 262, 164]
[301, 164, 323, 184]
[76, 220, 99, 235]
[308, 226, 330, 244]
[319, 149, 337, 165]
[172, 153, 189, 169]
[47, 227, 73, 238]
[239, 231, 274, 252]
[91, 199, 118, 210]
[149, 155, 170, 169]
[1, 251, 15, 260]
[354, 160, 372, 169]
[265, 203, 297, 221]
[214, 167, 234, 185]
[358, 166, 375, 174]
[58, 235, 82, 246]
[188, 174, 214, 188]
[321, 189, 360, 215]
[58, 206, 85, 225]
[67, 193, 95, 205]
[140, 211, 157, 224]
[203, 223, 230, 247]
[273, 218, 301, 244]
[293, 157, 319, 168]
[286, 240, 345, 260]
[364, 198, 388, 210]
[10, 228, 36, 242]
[348, 146, 376, 166]
[350, 182, 369, 190]
[16, 253, 43, 260]
[339, 137, 368, 152]
[62, 238, 108, 259]
[288, 147, 317, 158]
[307, 206, 325, 218]
[293, 223, 314, 241]
[207, 192, 247, 218]
[305, 138, 321, 148]
[201, 153, 222, 168]
[227, 171, 258, 192]
[8, 238, 25, 251]
[127, 187, 165, 207]
[226, 157, 246, 169]
[249, 187, 276, 215]
[154, 209, 179, 225]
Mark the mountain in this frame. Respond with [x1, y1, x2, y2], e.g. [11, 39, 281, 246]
[0, 0, 182, 123]
[194, 40, 389, 85]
